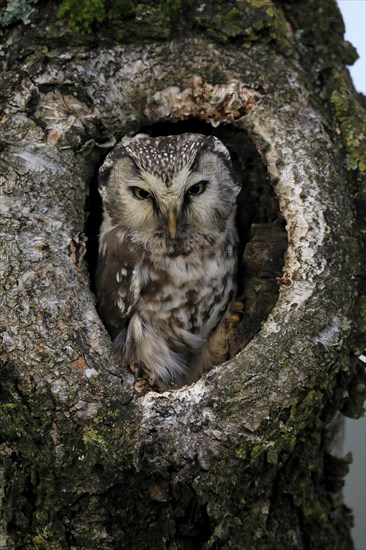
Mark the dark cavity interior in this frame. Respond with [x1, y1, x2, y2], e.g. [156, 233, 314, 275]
[85, 119, 287, 357]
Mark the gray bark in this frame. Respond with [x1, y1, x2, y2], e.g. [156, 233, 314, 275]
[0, 2, 365, 548]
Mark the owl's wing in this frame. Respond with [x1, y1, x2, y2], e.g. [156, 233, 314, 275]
[95, 227, 142, 344]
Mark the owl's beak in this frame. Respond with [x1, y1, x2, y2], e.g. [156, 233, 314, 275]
[167, 209, 177, 240]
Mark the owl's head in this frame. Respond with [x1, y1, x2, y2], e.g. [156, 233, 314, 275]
[98, 133, 240, 254]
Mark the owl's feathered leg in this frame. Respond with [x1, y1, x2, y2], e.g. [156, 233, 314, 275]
[121, 313, 201, 390]
[129, 359, 144, 380]
[187, 345, 214, 384]
[129, 360, 143, 379]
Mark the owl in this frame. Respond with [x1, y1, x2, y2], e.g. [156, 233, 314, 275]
[95, 133, 241, 390]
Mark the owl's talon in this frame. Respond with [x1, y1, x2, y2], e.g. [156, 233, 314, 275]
[226, 313, 242, 325]
[130, 360, 143, 379]
[134, 378, 154, 394]
[226, 300, 245, 327]
[231, 300, 245, 314]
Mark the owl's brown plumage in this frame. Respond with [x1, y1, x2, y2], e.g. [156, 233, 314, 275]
[96, 133, 240, 389]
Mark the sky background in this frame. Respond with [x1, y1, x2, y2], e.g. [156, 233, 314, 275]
[338, 0, 366, 93]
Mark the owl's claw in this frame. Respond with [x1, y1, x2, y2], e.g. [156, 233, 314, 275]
[226, 300, 245, 327]
[130, 360, 143, 380]
[134, 378, 155, 394]
[129, 361, 156, 393]
[231, 300, 245, 314]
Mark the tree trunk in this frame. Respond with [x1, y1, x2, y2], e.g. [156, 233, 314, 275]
[1, 1, 365, 548]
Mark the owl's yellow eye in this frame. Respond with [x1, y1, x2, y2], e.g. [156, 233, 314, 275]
[130, 186, 151, 200]
[187, 181, 208, 196]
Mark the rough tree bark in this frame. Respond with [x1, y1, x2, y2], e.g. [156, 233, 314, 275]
[0, 1, 365, 548]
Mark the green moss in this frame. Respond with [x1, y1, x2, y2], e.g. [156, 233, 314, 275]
[83, 427, 108, 452]
[108, 0, 135, 18]
[330, 77, 366, 173]
[31, 534, 64, 549]
[57, 0, 106, 33]
[56, 0, 183, 35]
[195, 0, 290, 48]
[53, 0, 294, 48]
